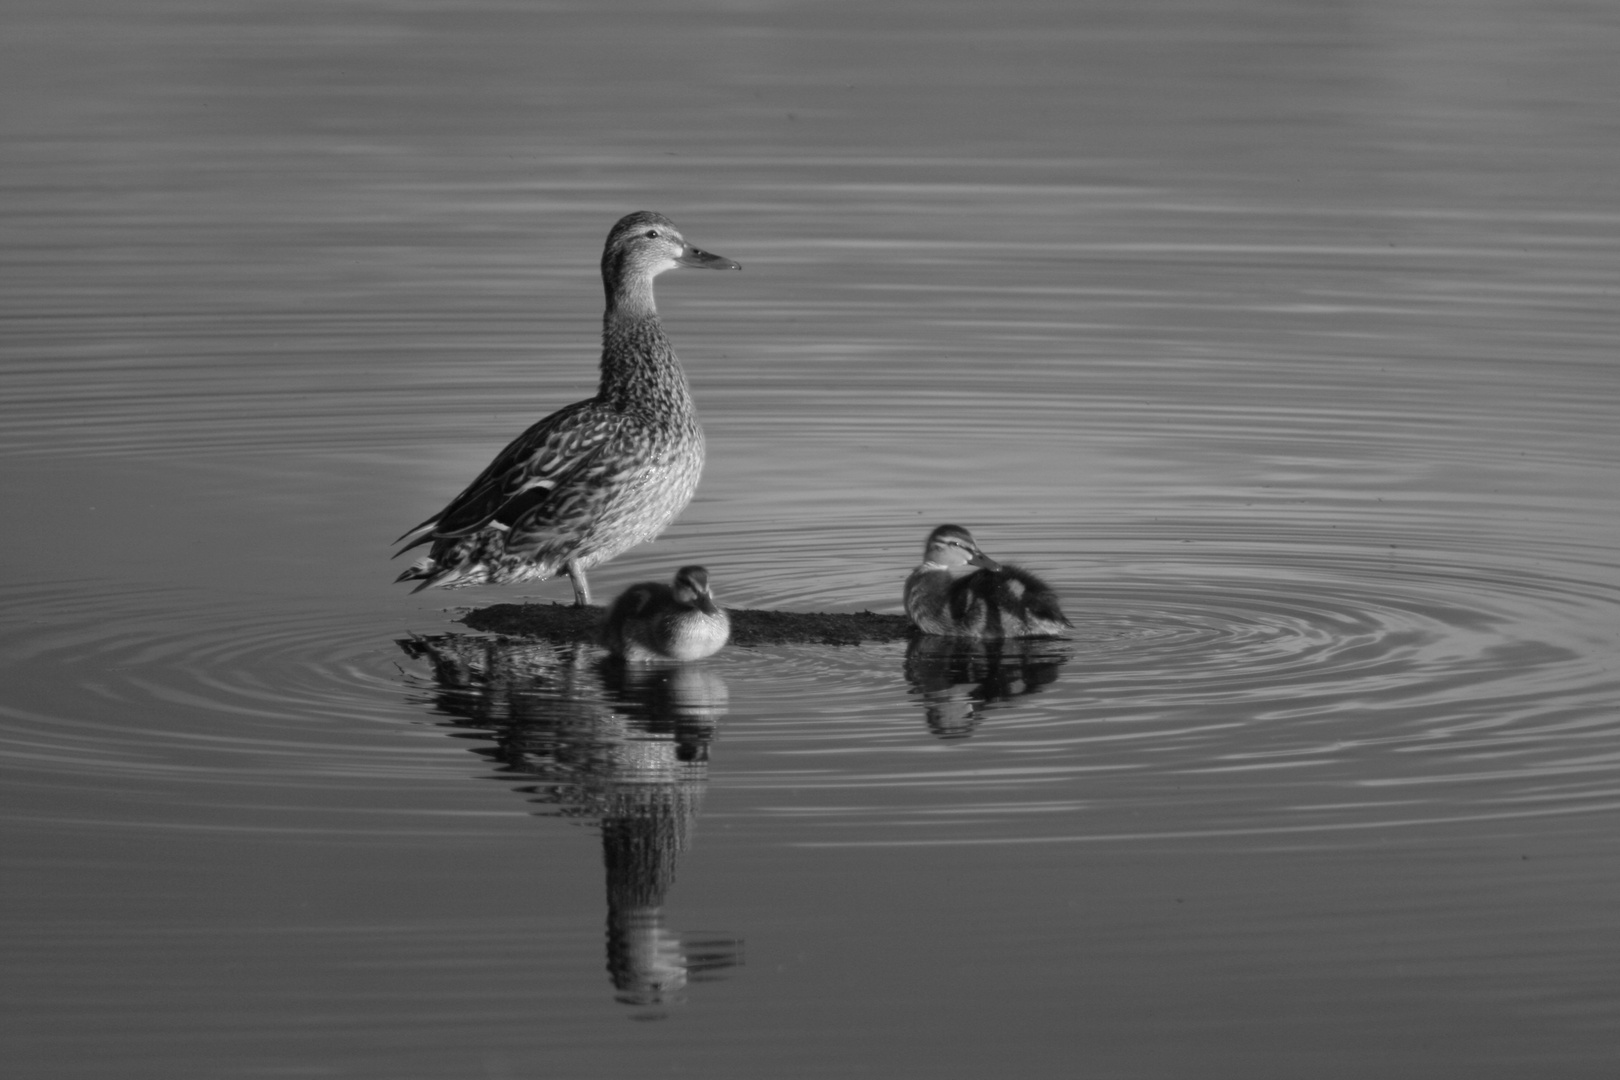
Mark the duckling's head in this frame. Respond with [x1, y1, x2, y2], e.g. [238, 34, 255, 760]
[921, 524, 1001, 571]
[601, 212, 740, 313]
[672, 564, 721, 615]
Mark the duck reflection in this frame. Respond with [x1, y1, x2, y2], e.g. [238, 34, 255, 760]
[398, 633, 741, 1008]
[902, 634, 1069, 740]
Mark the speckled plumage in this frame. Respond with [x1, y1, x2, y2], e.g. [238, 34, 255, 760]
[904, 524, 1072, 639]
[601, 565, 731, 662]
[395, 212, 739, 604]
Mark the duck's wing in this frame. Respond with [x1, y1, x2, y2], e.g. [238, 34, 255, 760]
[605, 581, 666, 623]
[946, 570, 994, 623]
[601, 582, 675, 652]
[395, 399, 615, 552]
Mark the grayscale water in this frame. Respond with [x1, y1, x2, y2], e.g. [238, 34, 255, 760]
[4, 2, 1620, 1076]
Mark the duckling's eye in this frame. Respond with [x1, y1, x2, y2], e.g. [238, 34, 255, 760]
[645, 229, 661, 239]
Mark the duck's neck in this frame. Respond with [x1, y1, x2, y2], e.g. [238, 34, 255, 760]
[598, 306, 694, 416]
[605, 270, 658, 321]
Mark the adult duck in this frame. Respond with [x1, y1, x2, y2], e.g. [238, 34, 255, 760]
[904, 524, 1071, 639]
[601, 565, 731, 662]
[395, 212, 739, 604]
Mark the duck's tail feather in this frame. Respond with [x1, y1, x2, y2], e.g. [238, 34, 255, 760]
[394, 556, 487, 593]
[393, 514, 443, 545]
[392, 531, 438, 558]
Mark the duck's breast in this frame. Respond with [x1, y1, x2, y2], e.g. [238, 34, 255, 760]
[657, 607, 730, 661]
[572, 421, 704, 566]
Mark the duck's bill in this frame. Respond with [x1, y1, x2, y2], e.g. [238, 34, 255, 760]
[677, 244, 741, 270]
[968, 552, 1003, 571]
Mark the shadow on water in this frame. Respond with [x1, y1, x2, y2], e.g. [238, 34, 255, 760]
[902, 635, 1070, 740]
[397, 633, 742, 1012]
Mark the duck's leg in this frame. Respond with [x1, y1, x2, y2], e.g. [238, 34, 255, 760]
[565, 559, 592, 606]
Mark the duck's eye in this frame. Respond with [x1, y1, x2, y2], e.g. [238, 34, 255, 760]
[645, 229, 661, 239]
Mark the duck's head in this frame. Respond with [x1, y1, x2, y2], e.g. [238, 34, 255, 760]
[601, 212, 739, 310]
[921, 524, 1001, 571]
[672, 564, 721, 615]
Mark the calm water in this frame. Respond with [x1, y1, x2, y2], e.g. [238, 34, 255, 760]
[4, 1, 1620, 1077]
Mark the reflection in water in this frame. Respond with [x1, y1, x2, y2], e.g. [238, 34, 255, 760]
[902, 635, 1068, 740]
[398, 634, 741, 1009]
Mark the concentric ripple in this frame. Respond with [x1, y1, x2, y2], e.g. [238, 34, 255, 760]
[0, 581, 513, 833]
[685, 541, 1620, 848]
[4, 529, 1618, 850]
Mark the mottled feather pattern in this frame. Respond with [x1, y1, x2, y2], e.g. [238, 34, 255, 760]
[409, 408, 702, 590]
[597, 319, 694, 416]
[409, 401, 612, 543]
[496, 419, 702, 578]
[395, 212, 736, 600]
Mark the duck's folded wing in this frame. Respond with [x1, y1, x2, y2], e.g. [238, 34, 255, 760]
[1003, 566, 1072, 627]
[946, 571, 992, 621]
[395, 402, 618, 550]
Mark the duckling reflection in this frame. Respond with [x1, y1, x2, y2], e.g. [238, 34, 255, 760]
[397, 633, 740, 1008]
[903, 634, 1069, 740]
[595, 659, 736, 1007]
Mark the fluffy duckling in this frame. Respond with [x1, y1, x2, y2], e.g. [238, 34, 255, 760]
[904, 524, 1071, 639]
[395, 212, 740, 604]
[601, 565, 731, 662]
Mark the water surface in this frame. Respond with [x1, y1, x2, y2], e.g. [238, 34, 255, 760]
[4, 1, 1620, 1077]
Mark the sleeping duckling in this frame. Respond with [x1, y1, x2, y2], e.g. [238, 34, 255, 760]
[601, 565, 731, 662]
[904, 524, 1071, 639]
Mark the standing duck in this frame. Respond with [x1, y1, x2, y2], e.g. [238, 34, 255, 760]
[904, 524, 1072, 639]
[601, 565, 731, 662]
[395, 212, 740, 604]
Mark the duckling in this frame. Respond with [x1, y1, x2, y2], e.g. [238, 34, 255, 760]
[601, 565, 731, 662]
[395, 212, 740, 604]
[904, 524, 1071, 639]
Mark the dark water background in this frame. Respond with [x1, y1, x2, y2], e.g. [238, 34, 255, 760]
[4, 1, 1619, 1076]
